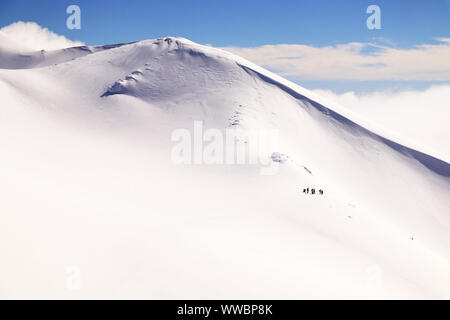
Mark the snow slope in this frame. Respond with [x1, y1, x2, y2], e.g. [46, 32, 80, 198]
[0, 37, 449, 299]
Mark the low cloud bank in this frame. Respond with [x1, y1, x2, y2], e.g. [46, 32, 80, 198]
[222, 40, 450, 81]
[313, 85, 450, 159]
[0, 21, 84, 51]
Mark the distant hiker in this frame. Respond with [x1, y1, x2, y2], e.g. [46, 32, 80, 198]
[319, 189, 323, 195]
[311, 188, 315, 195]
[302, 188, 306, 193]
[306, 188, 309, 194]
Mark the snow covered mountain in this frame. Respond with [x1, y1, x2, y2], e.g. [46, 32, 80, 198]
[0, 36, 449, 299]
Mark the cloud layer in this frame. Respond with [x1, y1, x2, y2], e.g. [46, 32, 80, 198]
[222, 40, 450, 81]
[0, 21, 84, 51]
[312, 85, 450, 159]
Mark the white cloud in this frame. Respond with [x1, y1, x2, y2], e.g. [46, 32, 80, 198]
[436, 37, 450, 43]
[0, 21, 84, 51]
[312, 85, 450, 158]
[222, 39, 450, 81]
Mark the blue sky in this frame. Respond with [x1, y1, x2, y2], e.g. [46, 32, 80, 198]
[1, 0, 449, 92]
[1, 0, 449, 47]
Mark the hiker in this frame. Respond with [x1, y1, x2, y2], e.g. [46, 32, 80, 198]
[319, 189, 323, 195]
[311, 188, 315, 195]
[302, 188, 306, 193]
[306, 188, 309, 194]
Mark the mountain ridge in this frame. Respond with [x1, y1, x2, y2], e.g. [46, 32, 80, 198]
[1, 35, 449, 299]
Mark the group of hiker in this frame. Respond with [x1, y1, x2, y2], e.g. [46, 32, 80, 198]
[302, 188, 323, 195]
